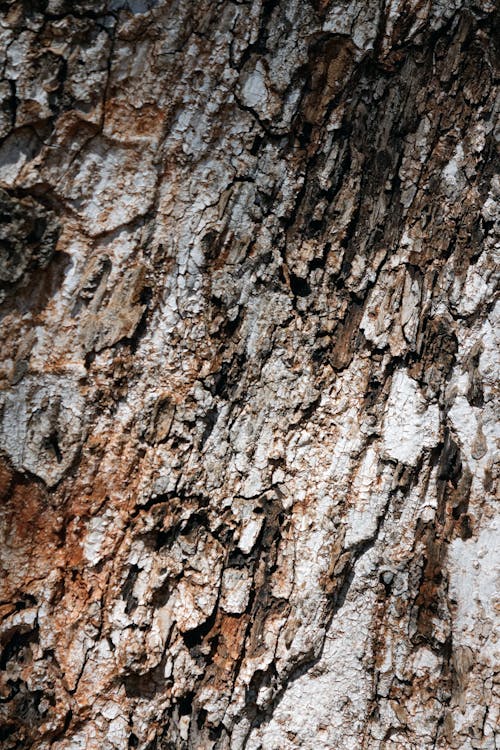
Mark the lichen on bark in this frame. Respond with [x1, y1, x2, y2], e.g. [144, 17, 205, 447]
[0, 1, 498, 749]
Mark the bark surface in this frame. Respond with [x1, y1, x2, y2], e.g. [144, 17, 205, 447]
[0, 1, 499, 748]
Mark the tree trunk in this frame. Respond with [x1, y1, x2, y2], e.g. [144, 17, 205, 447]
[0, 1, 498, 748]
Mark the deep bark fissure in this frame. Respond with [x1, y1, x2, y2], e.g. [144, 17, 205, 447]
[0, 1, 498, 748]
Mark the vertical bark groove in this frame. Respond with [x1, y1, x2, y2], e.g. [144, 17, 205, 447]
[0, 1, 498, 748]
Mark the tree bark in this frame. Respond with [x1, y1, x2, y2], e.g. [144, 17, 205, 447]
[0, 1, 498, 748]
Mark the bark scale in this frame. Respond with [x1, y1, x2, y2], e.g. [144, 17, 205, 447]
[0, 1, 498, 749]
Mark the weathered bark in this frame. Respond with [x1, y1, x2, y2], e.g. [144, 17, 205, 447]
[0, 1, 498, 748]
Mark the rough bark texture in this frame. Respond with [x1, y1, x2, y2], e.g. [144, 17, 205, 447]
[0, 1, 499, 748]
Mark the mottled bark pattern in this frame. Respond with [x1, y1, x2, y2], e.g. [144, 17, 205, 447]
[0, 1, 498, 749]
